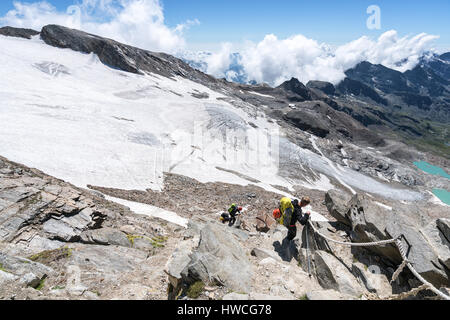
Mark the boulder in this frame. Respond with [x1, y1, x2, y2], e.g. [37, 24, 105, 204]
[43, 207, 99, 242]
[164, 236, 200, 298]
[188, 223, 253, 293]
[43, 219, 80, 242]
[19, 272, 43, 288]
[68, 244, 148, 283]
[251, 248, 282, 261]
[255, 212, 275, 233]
[387, 215, 449, 287]
[0, 253, 53, 282]
[420, 219, 450, 270]
[0, 270, 18, 285]
[325, 189, 352, 225]
[258, 257, 279, 266]
[166, 222, 253, 298]
[313, 250, 364, 297]
[437, 219, 450, 242]
[345, 194, 401, 262]
[80, 228, 131, 247]
[351, 262, 392, 296]
[335, 193, 450, 288]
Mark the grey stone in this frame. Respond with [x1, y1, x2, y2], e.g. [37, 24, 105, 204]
[0, 253, 53, 280]
[164, 236, 200, 294]
[188, 223, 253, 293]
[251, 248, 282, 261]
[166, 222, 253, 298]
[437, 219, 450, 242]
[387, 214, 449, 287]
[352, 262, 392, 296]
[68, 244, 148, 286]
[325, 189, 352, 225]
[421, 219, 450, 270]
[314, 250, 364, 297]
[19, 272, 42, 288]
[80, 228, 131, 247]
[43, 219, 79, 241]
[0, 270, 18, 284]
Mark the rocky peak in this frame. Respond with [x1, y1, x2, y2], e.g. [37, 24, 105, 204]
[336, 78, 388, 105]
[306, 80, 336, 95]
[39, 24, 218, 87]
[440, 52, 450, 61]
[345, 61, 410, 94]
[277, 77, 312, 101]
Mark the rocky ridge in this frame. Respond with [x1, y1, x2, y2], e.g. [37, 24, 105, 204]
[1, 156, 449, 300]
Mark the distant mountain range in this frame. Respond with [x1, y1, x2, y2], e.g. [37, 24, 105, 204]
[180, 48, 450, 157]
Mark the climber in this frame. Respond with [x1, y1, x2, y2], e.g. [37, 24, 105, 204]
[220, 203, 243, 227]
[273, 196, 311, 241]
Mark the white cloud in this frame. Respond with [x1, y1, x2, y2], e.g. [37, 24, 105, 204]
[0, 0, 197, 53]
[241, 31, 439, 86]
[203, 42, 234, 77]
[184, 31, 439, 86]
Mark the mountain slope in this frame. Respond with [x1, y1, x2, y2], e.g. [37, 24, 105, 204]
[0, 25, 447, 207]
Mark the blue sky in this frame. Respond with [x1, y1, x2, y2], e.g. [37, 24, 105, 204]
[164, 0, 450, 49]
[0, 0, 448, 85]
[0, 0, 449, 51]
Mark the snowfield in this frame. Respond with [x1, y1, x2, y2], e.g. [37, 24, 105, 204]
[0, 35, 423, 206]
[0, 35, 289, 193]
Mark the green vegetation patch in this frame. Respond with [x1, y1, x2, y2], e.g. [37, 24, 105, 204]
[186, 281, 205, 299]
[36, 278, 46, 291]
[0, 263, 11, 273]
[28, 246, 73, 265]
[127, 234, 167, 248]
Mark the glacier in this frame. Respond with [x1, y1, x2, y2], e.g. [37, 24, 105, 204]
[0, 34, 423, 205]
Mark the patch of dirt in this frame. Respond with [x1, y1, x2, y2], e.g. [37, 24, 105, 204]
[88, 172, 334, 230]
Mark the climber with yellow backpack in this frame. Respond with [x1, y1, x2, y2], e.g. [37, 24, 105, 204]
[273, 196, 311, 240]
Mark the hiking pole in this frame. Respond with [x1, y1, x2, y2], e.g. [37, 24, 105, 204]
[306, 223, 311, 278]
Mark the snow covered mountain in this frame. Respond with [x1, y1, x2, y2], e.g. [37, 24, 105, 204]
[0, 25, 448, 208]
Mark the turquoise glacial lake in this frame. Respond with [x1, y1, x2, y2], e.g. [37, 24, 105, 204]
[413, 161, 450, 205]
[432, 189, 450, 205]
[413, 161, 450, 179]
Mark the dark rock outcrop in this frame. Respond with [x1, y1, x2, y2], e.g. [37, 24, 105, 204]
[0, 26, 39, 39]
[307, 81, 336, 95]
[39, 25, 218, 86]
[336, 78, 387, 105]
[284, 109, 330, 138]
[324, 193, 450, 288]
[277, 78, 312, 101]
